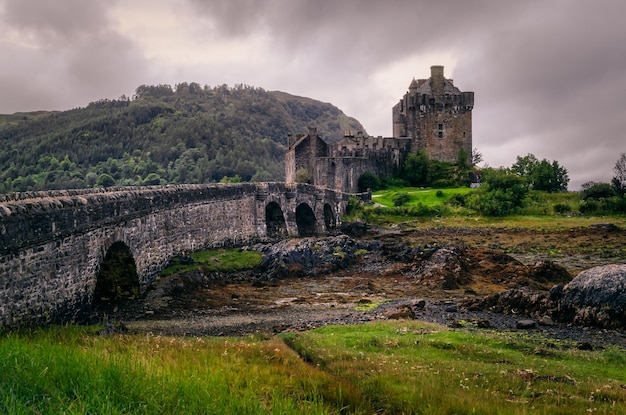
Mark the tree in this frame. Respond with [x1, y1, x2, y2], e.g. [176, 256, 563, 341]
[532, 159, 569, 192]
[402, 150, 431, 186]
[511, 153, 538, 178]
[357, 172, 381, 192]
[142, 173, 162, 186]
[511, 153, 568, 192]
[96, 173, 116, 188]
[471, 147, 484, 166]
[612, 152, 626, 196]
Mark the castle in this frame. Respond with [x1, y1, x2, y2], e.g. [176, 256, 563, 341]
[285, 65, 474, 193]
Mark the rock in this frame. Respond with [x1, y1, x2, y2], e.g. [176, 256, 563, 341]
[563, 264, 626, 311]
[340, 220, 368, 237]
[516, 319, 537, 329]
[384, 304, 415, 320]
[538, 315, 554, 326]
[411, 243, 472, 290]
[255, 235, 376, 280]
[528, 261, 571, 285]
[410, 299, 426, 310]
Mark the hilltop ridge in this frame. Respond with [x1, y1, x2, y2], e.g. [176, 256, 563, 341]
[0, 83, 365, 192]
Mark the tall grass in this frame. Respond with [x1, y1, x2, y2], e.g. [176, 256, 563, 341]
[0, 326, 367, 414]
[2, 323, 625, 414]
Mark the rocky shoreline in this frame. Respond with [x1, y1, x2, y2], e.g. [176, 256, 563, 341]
[97, 224, 626, 349]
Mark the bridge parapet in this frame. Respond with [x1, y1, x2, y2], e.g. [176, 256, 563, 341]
[0, 182, 348, 328]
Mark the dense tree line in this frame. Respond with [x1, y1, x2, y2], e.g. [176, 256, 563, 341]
[0, 83, 364, 192]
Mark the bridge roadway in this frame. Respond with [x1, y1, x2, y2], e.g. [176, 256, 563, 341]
[0, 182, 347, 328]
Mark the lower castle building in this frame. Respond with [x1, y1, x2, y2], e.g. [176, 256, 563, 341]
[285, 65, 474, 193]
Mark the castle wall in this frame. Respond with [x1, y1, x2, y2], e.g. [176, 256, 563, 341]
[419, 110, 472, 163]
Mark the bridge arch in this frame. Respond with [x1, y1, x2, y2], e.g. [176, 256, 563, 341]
[323, 203, 336, 231]
[92, 240, 140, 309]
[295, 203, 316, 237]
[265, 201, 287, 238]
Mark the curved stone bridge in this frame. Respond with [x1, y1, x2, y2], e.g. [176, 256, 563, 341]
[0, 183, 347, 328]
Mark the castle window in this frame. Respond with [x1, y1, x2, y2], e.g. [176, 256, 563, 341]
[438, 123, 444, 139]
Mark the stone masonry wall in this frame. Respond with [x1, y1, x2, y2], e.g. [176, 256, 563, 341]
[0, 183, 346, 328]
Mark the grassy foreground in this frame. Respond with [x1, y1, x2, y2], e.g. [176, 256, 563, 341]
[1, 322, 624, 414]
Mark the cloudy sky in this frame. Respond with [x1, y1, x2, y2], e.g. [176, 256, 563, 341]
[1, 0, 625, 189]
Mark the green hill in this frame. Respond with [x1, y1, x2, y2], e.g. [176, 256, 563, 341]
[0, 83, 365, 192]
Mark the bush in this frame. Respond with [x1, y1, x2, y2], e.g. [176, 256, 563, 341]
[466, 170, 529, 216]
[553, 203, 572, 214]
[295, 168, 310, 184]
[392, 192, 411, 207]
[446, 193, 467, 207]
[582, 182, 616, 200]
[579, 197, 626, 215]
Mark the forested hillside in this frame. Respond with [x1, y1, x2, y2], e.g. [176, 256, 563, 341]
[0, 83, 365, 192]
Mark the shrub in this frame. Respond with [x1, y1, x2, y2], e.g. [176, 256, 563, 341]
[582, 182, 616, 200]
[446, 193, 467, 207]
[466, 170, 529, 216]
[553, 203, 572, 214]
[295, 168, 310, 184]
[392, 192, 411, 207]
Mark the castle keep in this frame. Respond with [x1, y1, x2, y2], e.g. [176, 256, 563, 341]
[286, 65, 474, 193]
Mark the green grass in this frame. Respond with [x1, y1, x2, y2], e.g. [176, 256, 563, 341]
[372, 186, 473, 208]
[0, 326, 366, 414]
[282, 321, 626, 414]
[3, 323, 623, 414]
[349, 187, 626, 229]
[159, 248, 263, 277]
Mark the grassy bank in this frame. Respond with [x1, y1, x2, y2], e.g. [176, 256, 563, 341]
[1, 322, 624, 414]
[349, 187, 625, 229]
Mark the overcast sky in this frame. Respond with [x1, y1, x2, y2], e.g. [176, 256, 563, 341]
[1, 0, 625, 189]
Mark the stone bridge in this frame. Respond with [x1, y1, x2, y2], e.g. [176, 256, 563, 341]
[0, 182, 348, 328]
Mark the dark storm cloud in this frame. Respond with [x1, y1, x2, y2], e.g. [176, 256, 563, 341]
[2, 0, 109, 44]
[1, 0, 624, 187]
[187, 0, 522, 65]
[193, 0, 626, 186]
[0, 0, 148, 112]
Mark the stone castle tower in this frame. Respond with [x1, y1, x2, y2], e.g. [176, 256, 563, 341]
[392, 65, 474, 163]
[286, 65, 474, 193]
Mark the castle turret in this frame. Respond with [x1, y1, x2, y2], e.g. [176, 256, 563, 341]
[431, 65, 444, 100]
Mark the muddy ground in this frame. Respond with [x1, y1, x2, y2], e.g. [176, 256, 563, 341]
[105, 223, 626, 347]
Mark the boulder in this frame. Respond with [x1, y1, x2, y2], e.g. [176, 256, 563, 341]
[563, 264, 626, 311]
[254, 235, 376, 280]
